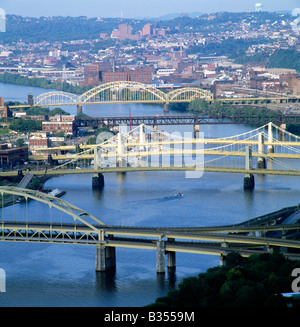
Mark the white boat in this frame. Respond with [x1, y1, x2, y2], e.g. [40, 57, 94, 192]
[175, 193, 184, 197]
[49, 188, 66, 198]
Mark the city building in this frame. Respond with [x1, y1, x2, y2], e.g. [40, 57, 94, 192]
[119, 23, 132, 40]
[0, 144, 28, 167]
[29, 136, 51, 149]
[250, 76, 280, 92]
[101, 68, 153, 84]
[84, 64, 100, 86]
[142, 24, 153, 36]
[42, 121, 75, 135]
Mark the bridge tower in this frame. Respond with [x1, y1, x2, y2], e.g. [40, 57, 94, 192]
[244, 146, 255, 190]
[267, 122, 274, 154]
[257, 133, 266, 169]
[28, 93, 34, 109]
[116, 132, 127, 168]
[92, 145, 105, 189]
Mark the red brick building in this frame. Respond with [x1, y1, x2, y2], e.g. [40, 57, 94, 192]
[42, 121, 75, 135]
[101, 69, 153, 84]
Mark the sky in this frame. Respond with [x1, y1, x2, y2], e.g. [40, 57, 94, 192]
[0, 0, 299, 18]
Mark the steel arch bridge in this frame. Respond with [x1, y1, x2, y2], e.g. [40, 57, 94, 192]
[34, 91, 79, 106]
[32, 81, 213, 107]
[0, 186, 106, 244]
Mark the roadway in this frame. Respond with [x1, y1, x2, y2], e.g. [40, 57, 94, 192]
[1, 220, 300, 259]
[3, 166, 300, 178]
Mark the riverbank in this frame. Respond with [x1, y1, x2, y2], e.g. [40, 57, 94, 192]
[0, 72, 91, 96]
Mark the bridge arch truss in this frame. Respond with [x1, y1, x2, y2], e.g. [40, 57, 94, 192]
[34, 91, 79, 106]
[32, 82, 214, 107]
[78, 81, 168, 104]
[167, 87, 214, 102]
[0, 186, 106, 244]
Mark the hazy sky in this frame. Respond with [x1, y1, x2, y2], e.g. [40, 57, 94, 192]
[1, 0, 299, 18]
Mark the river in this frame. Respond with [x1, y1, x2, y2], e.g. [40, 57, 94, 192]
[0, 82, 300, 307]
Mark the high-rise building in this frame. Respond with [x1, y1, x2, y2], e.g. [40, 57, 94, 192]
[118, 23, 133, 40]
[0, 8, 5, 33]
[142, 24, 153, 36]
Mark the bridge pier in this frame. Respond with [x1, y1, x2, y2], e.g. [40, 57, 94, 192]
[163, 103, 169, 114]
[92, 173, 104, 189]
[244, 146, 255, 190]
[220, 254, 227, 266]
[95, 244, 116, 272]
[28, 93, 33, 109]
[77, 104, 83, 115]
[156, 240, 166, 274]
[193, 123, 199, 138]
[166, 238, 176, 270]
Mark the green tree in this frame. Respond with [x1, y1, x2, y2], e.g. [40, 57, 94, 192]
[16, 138, 25, 147]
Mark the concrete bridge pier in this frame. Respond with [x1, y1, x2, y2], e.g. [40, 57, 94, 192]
[156, 240, 166, 274]
[163, 103, 169, 114]
[28, 93, 34, 109]
[95, 244, 116, 272]
[92, 173, 104, 189]
[220, 254, 227, 266]
[166, 238, 176, 270]
[193, 123, 199, 138]
[77, 104, 83, 115]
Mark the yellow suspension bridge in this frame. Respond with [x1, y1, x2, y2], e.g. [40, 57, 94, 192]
[2, 121, 300, 191]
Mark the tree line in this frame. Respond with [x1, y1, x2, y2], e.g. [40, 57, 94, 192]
[148, 251, 299, 307]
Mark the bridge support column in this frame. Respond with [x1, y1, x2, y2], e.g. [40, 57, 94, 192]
[117, 132, 127, 168]
[167, 252, 176, 270]
[267, 122, 274, 154]
[220, 254, 226, 266]
[280, 230, 288, 253]
[257, 132, 266, 169]
[92, 173, 104, 189]
[244, 146, 255, 190]
[166, 238, 176, 270]
[156, 240, 166, 274]
[28, 93, 33, 109]
[279, 124, 286, 141]
[77, 104, 83, 115]
[193, 124, 199, 138]
[48, 154, 54, 167]
[164, 103, 169, 114]
[95, 244, 116, 272]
